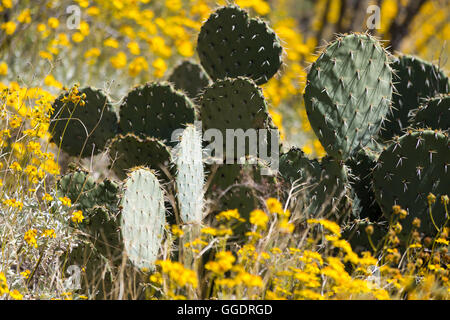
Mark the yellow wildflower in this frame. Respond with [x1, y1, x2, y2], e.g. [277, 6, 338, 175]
[71, 210, 84, 223]
[59, 196, 71, 207]
[24, 229, 38, 248]
[249, 209, 269, 229]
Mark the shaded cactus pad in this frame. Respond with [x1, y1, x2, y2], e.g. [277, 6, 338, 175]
[381, 55, 449, 141]
[118, 82, 196, 145]
[50, 87, 118, 157]
[108, 133, 172, 180]
[197, 5, 283, 85]
[168, 60, 211, 100]
[411, 94, 450, 131]
[373, 130, 450, 234]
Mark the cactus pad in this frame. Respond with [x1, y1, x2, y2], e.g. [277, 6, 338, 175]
[411, 94, 450, 131]
[305, 33, 393, 160]
[279, 147, 321, 185]
[168, 60, 211, 100]
[108, 133, 172, 180]
[57, 169, 98, 211]
[173, 125, 205, 223]
[280, 149, 350, 218]
[50, 87, 118, 157]
[381, 55, 449, 141]
[346, 148, 382, 221]
[118, 82, 196, 145]
[373, 129, 450, 234]
[200, 77, 278, 160]
[197, 5, 283, 85]
[121, 168, 166, 270]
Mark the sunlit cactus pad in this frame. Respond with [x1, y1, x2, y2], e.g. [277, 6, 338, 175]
[50, 87, 118, 157]
[373, 129, 450, 234]
[305, 33, 393, 160]
[118, 82, 196, 144]
[197, 5, 283, 85]
[121, 168, 166, 270]
[173, 125, 204, 224]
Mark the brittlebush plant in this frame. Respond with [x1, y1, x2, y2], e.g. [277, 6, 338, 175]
[143, 197, 449, 300]
[0, 0, 449, 300]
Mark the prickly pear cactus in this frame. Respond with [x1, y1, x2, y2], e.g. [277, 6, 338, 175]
[168, 60, 211, 100]
[50, 87, 118, 157]
[200, 77, 278, 160]
[305, 33, 393, 160]
[411, 94, 450, 131]
[311, 156, 351, 219]
[280, 149, 351, 219]
[57, 169, 98, 211]
[346, 148, 382, 221]
[108, 133, 172, 180]
[173, 125, 204, 224]
[373, 129, 450, 234]
[279, 147, 321, 185]
[118, 82, 196, 145]
[207, 163, 243, 192]
[121, 168, 166, 270]
[94, 178, 121, 212]
[197, 5, 283, 85]
[380, 55, 449, 141]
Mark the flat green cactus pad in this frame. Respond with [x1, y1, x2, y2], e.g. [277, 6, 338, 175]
[108, 133, 172, 180]
[373, 129, 450, 234]
[380, 55, 449, 141]
[57, 169, 98, 211]
[411, 94, 450, 131]
[305, 33, 393, 160]
[279, 149, 350, 219]
[279, 147, 321, 185]
[168, 60, 211, 100]
[197, 5, 283, 85]
[118, 82, 196, 145]
[346, 148, 382, 221]
[50, 87, 118, 157]
[200, 77, 278, 160]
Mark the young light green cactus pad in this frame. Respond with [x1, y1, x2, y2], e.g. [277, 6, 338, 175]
[118, 82, 196, 145]
[197, 5, 283, 85]
[173, 125, 204, 223]
[121, 168, 166, 270]
[108, 133, 172, 180]
[381, 55, 449, 141]
[411, 94, 450, 132]
[168, 60, 211, 100]
[50, 87, 118, 157]
[305, 33, 393, 160]
[373, 129, 450, 234]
